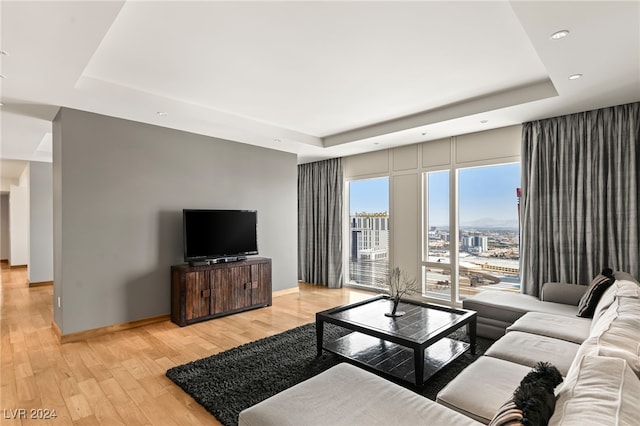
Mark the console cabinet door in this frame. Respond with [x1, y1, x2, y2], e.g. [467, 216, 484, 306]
[211, 268, 232, 314]
[211, 266, 250, 313]
[229, 265, 251, 310]
[184, 271, 211, 321]
[251, 262, 272, 306]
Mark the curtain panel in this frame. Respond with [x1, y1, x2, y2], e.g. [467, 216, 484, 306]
[298, 158, 343, 288]
[520, 102, 639, 296]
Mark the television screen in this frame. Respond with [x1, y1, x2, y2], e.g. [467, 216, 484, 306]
[183, 209, 258, 261]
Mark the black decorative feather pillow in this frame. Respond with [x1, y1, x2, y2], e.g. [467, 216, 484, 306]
[489, 362, 563, 426]
[577, 268, 615, 318]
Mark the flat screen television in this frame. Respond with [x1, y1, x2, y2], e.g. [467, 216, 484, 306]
[183, 209, 258, 262]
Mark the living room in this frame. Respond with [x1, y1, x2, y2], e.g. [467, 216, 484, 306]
[1, 1, 639, 425]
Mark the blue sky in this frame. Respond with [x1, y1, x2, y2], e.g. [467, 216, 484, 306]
[349, 163, 520, 227]
[349, 177, 389, 214]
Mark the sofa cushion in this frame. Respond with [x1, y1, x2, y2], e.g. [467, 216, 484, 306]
[436, 356, 532, 424]
[576, 269, 615, 318]
[506, 312, 591, 344]
[579, 297, 640, 376]
[463, 291, 579, 325]
[591, 274, 640, 324]
[540, 282, 588, 305]
[485, 331, 579, 376]
[613, 272, 640, 299]
[592, 283, 618, 325]
[612, 278, 640, 298]
[590, 296, 640, 337]
[549, 355, 640, 426]
[612, 271, 640, 293]
[238, 363, 483, 426]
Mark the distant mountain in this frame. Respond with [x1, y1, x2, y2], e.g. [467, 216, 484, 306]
[460, 217, 519, 230]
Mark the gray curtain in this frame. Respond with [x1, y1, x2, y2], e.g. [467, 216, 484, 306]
[520, 102, 639, 296]
[298, 158, 343, 288]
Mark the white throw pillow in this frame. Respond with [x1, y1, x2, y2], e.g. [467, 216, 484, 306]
[612, 279, 640, 298]
[584, 297, 640, 376]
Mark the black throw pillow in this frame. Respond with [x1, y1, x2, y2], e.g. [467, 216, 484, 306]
[577, 267, 615, 318]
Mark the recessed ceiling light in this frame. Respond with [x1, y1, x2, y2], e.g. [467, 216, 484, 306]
[568, 74, 582, 80]
[0, 102, 3, 107]
[156, 111, 168, 116]
[550, 30, 570, 40]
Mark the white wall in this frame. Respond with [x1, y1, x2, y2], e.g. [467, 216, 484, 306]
[53, 108, 298, 335]
[9, 165, 29, 266]
[0, 194, 10, 260]
[1, 178, 18, 193]
[343, 125, 522, 289]
[9, 186, 29, 266]
[29, 162, 53, 283]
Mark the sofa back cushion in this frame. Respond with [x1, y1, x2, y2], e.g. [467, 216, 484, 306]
[591, 277, 640, 330]
[610, 277, 640, 298]
[591, 283, 618, 325]
[549, 355, 640, 426]
[580, 296, 640, 376]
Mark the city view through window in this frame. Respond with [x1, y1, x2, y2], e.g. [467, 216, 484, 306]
[348, 177, 390, 289]
[348, 163, 521, 301]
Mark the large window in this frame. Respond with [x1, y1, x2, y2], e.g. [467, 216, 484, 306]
[347, 177, 389, 289]
[423, 163, 520, 302]
[458, 163, 520, 299]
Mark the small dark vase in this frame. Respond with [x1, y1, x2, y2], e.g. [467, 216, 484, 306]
[385, 296, 405, 317]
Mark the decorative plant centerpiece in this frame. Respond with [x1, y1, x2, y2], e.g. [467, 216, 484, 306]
[384, 267, 418, 318]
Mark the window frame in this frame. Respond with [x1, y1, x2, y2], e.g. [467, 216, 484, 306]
[421, 160, 521, 306]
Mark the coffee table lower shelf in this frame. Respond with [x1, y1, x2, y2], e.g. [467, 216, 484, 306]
[323, 332, 470, 386]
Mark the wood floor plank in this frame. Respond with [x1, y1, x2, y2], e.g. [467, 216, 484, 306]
[98, 377, 152, 425]
[0, 263, 372, 425]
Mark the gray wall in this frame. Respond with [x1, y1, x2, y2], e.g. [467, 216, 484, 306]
[29, 161, 54, 283]
[53, 108, 297, 335]
[0, 194, 9, 260]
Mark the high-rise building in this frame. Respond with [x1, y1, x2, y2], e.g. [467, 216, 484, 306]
[349, 212, 389, 287]
[461, 234, 488, 252]
[473, 236, 488, 252]
[350, 212, 389, 259]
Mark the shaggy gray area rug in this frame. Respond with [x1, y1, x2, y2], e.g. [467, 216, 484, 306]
[166, 323, 493, 426]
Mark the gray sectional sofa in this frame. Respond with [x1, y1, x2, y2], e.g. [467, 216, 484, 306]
[239, 272, 640, 425]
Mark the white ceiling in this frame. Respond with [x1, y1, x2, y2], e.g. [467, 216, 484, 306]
[1, 1, 639, 179]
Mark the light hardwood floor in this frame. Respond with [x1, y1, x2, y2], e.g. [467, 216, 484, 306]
[0, 264, 371, 425]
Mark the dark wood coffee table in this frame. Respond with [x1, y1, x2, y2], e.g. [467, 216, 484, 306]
[316, 295, 477, 388]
